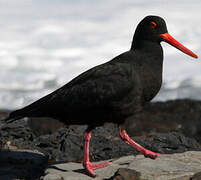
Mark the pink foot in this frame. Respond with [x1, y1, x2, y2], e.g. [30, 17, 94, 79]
[83, 161, 112, 177]
[142, 149, 161, 159]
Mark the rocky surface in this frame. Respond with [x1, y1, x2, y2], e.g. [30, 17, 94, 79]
[43, 151, 201, 180]
[1, 99, 201, 179]
[107, 168, 145, 180]
[125, 99, 201, 143]
[0, 119, 201, 164]
[1, 149, 201, 180]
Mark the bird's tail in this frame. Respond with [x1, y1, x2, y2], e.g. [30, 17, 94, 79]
[3, 110, 24, 123]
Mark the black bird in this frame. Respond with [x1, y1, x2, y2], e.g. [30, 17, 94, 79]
[5, 15, 198, 177]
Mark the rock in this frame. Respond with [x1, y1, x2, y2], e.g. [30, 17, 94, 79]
[125, 99, 201, 143]
[27, 117, 67, 136]
[190, 171, 201, 180]
[0, 118, 35, 149]
[128, 151, 201, 180]
[43, 151, 201, 180]
[0, 149, 48, 180]
[43, 174, 64, 180]
[142, 131, 201, 154]
[108, 168, 146, 180]
[1, 115, 201, 163]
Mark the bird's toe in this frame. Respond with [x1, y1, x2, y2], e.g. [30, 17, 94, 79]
[83, 161, 112, 177]
[143, 150, 161, 159]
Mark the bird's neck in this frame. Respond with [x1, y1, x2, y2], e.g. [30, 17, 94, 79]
[131, 37, 160, 52]
[131, 40, 164, 102]
[131, 39, 164, 66]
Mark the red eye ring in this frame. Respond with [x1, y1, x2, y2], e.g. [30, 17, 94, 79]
[150, 21, 157, 29]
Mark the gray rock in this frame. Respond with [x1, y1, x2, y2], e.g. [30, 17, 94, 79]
[108, 168, 146, 180]
[43, 174, 64, 180]
[44, 151, 201, 180]
[128, 151, 201, 180]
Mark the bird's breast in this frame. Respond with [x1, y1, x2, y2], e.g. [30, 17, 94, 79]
[141, 67, 162, 102]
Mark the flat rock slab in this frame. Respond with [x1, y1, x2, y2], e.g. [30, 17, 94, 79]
[44, 151, 201, 180]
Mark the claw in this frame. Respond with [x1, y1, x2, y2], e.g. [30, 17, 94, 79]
[83, 161, 112, 177]
[143, 149, 161, 159]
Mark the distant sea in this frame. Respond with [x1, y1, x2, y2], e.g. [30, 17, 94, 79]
[0, 0, 200, 109]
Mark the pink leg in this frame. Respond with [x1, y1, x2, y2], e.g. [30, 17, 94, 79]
[119, 127, 160, 159]
[82, 130, 112, 177]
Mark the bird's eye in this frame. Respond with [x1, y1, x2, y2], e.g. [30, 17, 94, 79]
[150, 21, 157, 29]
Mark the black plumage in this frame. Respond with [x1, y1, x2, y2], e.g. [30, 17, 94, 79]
[8, 16, 165, 126]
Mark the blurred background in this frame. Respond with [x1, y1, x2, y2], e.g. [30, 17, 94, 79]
[0, 0, 200, 110]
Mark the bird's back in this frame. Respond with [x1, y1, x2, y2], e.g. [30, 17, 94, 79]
[7, 51, 146, 126]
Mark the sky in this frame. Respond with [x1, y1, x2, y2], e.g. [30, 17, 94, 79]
[0, 0, 200, 109]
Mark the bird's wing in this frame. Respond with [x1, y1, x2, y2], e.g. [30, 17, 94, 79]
[51, 62, 142, 110]
[8, 62, 142, 119]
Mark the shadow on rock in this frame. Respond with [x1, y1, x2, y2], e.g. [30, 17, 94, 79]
[104, 168, 145, 180]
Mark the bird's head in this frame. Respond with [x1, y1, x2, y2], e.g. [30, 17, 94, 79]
[133, 15, 198, 59]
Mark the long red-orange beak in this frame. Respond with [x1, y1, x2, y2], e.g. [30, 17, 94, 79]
[160, 33, 198, 59]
